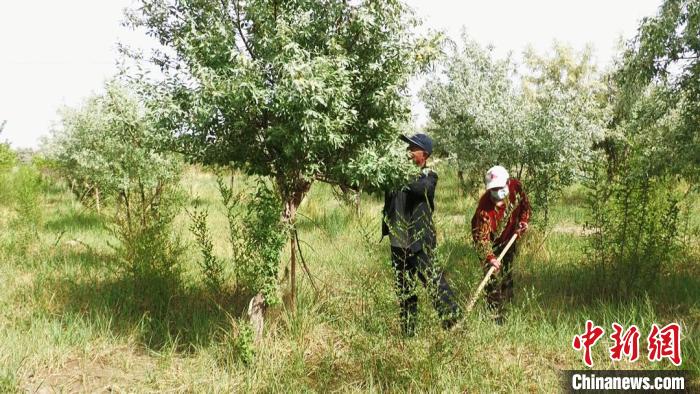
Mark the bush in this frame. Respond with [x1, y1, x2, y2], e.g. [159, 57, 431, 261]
[0, 136, 17, 205]
[233, 321, 255, 366]
[189, 207, 226, 294]
[46, 82, 185, 304]
[222, 177, 287, 306]
[584, 155, 683, 294]
[584, 87, 690, 294]
[189, 175, 286, 305]
[112, 185, 186, 304]
[0, 165, 44, 254]
[0, 143, 15, 174]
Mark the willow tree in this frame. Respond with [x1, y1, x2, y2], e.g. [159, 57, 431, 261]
[422, 36, 607, 222]
[520, 43, 608, 222]
[127, 0, 433, 308]
[420, 34, 524, 194]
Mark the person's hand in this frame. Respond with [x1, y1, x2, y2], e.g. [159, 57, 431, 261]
[516, 221, 528, 235]
[487, 257, 501, 272]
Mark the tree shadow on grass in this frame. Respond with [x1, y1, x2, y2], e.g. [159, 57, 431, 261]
[48, 247, 115, 271]
[45, 210, 104, 232]
[515, 258, 700, 379]
[518, 259, 700, 318]
[38, 269, 257, 352]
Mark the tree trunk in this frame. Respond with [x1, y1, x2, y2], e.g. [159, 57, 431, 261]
[457, 170, 466, 195]
[95, 187, 101, 214]
[290, 223, 297, 312]
[247, 292, 265, 342]
[281, 182, 311, 313]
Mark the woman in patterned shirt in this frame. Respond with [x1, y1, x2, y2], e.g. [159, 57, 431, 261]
[471, 165, 531, 322]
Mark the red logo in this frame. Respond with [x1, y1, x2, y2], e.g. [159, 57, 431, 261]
[572, 320, 605, 367]
[609, 323, 640, 362]
[573, 321, 683, 367]
[647, 323, 682, 366]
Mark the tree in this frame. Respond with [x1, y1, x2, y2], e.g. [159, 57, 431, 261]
[47, 83, 181, 211]
[422, 36, 607, 222]
[583, 0, 699, 292]
[126, 0, 434, 309]
[584, 85, 686, 294]
[520, 43, 609, 222]
[46, 82, 184, 297]
[421, 34, 524, 194]
[613, 0, 700, 181]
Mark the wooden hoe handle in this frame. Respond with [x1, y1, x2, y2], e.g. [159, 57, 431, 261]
[466, 233, 519, 312]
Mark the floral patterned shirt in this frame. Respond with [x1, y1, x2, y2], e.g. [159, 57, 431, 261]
[471, 178, 531, 263]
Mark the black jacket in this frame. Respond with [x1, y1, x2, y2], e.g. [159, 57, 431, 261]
[382, 168, 437, 253]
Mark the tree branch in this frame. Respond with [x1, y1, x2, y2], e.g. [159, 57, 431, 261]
[233, 0, 256, 61]
[218, 0, 246, 55]
[314, 174, 358, 192]
[294, 229, 319, 295]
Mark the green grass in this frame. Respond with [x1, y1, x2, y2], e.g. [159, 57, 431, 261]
[0, 165, 698, 392]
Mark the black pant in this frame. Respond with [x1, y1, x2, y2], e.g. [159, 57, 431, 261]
[485, 242, 517, 315]
[391, 247, 461, 335]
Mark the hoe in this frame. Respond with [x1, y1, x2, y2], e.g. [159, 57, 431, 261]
[466, 233, 519, 312]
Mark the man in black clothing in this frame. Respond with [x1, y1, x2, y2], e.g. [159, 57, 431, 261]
[382, 133, 461, 336]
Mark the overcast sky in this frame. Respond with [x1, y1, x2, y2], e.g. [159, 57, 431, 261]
[0, 0, 662, 149]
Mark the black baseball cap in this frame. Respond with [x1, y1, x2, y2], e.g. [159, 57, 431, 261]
[400, 133, 433, 155]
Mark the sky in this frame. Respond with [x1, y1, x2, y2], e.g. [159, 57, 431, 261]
[0, 0, 662, 149]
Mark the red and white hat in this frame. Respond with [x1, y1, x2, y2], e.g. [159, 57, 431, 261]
[484, 165, 509, 190]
